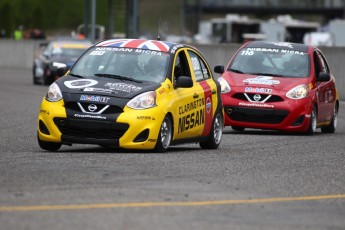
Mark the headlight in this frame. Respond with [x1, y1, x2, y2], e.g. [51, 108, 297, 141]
[127, 91, 156, 109]
[52, 62, 67, 68]
[286, 84, 308, 99]
[46, 83, 63, 102]
[217, 77, 231, 93]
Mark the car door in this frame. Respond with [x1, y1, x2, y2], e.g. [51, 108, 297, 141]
[313, 50, 335, 122]
[186, 49, 219, 137]
[171, 49, 205, 140]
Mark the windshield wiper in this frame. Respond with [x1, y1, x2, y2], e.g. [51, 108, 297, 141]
[69, 73, 84, 78]
[94, 73, 142, 83]
[227, 68, 244, 74]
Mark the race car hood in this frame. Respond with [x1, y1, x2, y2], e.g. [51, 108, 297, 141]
[50, 56, 79, 67]
[56, 75, 160, 99]
[223, 72, 310, 91]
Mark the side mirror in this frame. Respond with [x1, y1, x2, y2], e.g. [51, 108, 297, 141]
[214, 65, 224, 74]
[56, 66, 68, 77]
[176, 76, 193, 88]
[317, 72, 330, 82]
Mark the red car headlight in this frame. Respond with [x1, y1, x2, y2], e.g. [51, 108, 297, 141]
[286, 84, 308, 99]
[217, 77, 231, 94]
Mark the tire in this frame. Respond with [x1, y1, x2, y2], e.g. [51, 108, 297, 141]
[154, 115, 172, 153]
[37, 132, 62, 151]
[321, 104, 338, 133]
[33, 64, 38, 85]
[42, 73, 50, 85]
[200, 111, 223, 149]
[232, 126, 245, 131]
[306, 105, 317, 135]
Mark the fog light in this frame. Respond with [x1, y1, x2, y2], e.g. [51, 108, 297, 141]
[292, 115, 305, 126]
[133, 129, 149, 142]
[39, 120, 50, 135]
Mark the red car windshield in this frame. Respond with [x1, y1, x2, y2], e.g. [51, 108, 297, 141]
[229, 47, 310, 78]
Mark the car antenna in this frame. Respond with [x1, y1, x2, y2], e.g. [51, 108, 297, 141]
[157, 17, 161, 41]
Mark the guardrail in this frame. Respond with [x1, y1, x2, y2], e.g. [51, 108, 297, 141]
[0, 39, 343, 100]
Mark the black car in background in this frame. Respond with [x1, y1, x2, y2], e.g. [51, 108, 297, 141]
[33, 39, 92, 85]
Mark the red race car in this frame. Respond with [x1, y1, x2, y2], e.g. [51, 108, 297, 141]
[215, 41, 339, 135]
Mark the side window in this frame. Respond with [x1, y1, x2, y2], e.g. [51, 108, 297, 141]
[188, 50, 211, 81]
[317, 51, 329, 73]
[173, 50, 191, 79]
[314, 51, 329, 76]
[43, 43, 52, 57]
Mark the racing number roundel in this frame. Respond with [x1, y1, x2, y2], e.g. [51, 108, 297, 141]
[200, 81, 213, 136]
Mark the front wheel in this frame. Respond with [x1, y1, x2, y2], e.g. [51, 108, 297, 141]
[200, 111, 223, 149]
[321, 104, 338, 133]
[306, 105, 317, 135]
[154, 115, 172, 153]
[37, 132, 62, 151]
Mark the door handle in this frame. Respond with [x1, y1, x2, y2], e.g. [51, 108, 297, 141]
[212, 89, 217, 94]
[193, 93, 199, 99]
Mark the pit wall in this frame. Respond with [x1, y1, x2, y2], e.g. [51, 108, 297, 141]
[0, 39, 343, 100]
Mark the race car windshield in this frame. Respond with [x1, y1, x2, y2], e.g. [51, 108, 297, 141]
[51, 47, 87, 58]
[70, 47, 170, 83]
[229, 48, 310, 78]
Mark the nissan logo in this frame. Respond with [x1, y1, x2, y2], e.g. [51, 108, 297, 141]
[88, 104, 97, 112]
[253, 94, 261, 101]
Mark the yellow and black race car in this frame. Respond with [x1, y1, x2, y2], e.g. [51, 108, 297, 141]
[37, 38, 223, 152]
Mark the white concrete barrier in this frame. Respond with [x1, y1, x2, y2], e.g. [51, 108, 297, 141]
[0, 39, 343, 100]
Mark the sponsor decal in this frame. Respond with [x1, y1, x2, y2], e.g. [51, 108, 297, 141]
[243, 48, 279, 54]
[83, 87, 116, 94]
[104, 83, 141, 93]
[170, 44, 184, 54]
[265, 42, 294, 49]
[137, 116, 154, 120]
[280, 50, 305, 55]
[148, 139, 157, 142]
[206, 97, 212, 114]
[178, 109, 205, 133]
[243, 47, 305, 55]
[178, 98, 204, 115]
[97, 39, 171, 52]
[158, 88, 165, 94]
[178, 98, 205, 133]
[93, 47, 164, 56]
[90, 50, 106, 55]
[95, 47, 133, 52]
[80, 95, 110, 103]
[239, 102, 274, 108]
[243, 76, 280, 85]
[245, 87, 272, 94]
[64, 79, 98, 89]
[74, 114, 106, 119]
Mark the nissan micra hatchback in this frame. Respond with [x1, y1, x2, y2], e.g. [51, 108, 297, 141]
[215, 41, 339, 135]
[37, 39, 223, 152]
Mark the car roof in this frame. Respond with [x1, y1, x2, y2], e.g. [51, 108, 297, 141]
[50, 39, 92, 48]
[245, 41, 310, 52]
[95, 38, 189, 53]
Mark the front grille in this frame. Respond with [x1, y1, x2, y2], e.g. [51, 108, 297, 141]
[226, 106, 288, 124]
[54, 118, 129, 140]
[64, 102, 123, 114]
[233, 93, 284, 103]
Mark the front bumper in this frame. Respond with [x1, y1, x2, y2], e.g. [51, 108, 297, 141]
[37, 98, 165, 150]
[222, 95, 313, 132]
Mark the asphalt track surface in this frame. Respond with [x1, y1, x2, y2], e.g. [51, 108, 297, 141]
[0, 68, 344, 230]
